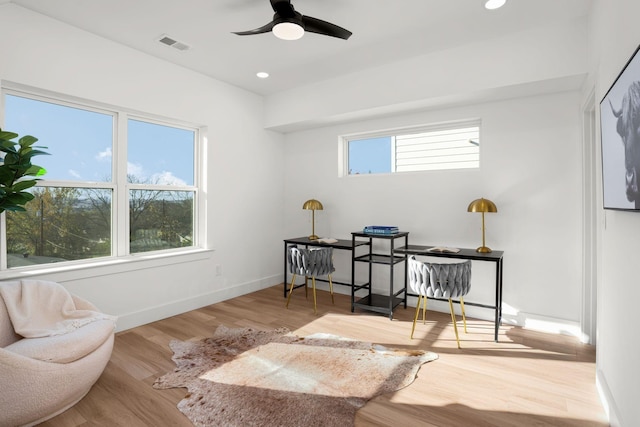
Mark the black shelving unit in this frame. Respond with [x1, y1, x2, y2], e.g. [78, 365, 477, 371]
[350, 231, 409, 319]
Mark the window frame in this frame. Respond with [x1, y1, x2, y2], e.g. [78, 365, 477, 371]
[0, 81, 205, 272]
[339, 119, 482, 177]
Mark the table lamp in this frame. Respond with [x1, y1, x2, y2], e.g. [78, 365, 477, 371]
[302, 199, 323, 240]
[467, 197, 497, 253]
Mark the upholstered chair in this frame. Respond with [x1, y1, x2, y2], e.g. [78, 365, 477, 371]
[286, 246, 335, 313]
[407, 255, 472, 348]
[0, 280, 116, 426]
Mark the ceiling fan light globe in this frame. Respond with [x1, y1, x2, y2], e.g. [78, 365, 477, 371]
[273, 22, 304, 40]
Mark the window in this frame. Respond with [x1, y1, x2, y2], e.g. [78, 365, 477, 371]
[127, 119, 196, 254]
[1, 87, 201, 270]
[342, 120, 480, 176]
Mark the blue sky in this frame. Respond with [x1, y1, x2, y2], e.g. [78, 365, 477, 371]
[348, 136, 391, 174]
[4, 94, 194, 186]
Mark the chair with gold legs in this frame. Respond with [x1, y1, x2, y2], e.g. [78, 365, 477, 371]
[286, 246, 335, 314]
[407, 255, 472, 348]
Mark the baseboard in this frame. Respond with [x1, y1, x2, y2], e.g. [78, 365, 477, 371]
[114, 274, 280, 332]
[243, 280, 584, 340]
[596, 369, 619, 427]
[394, 293, 583, 339]
[500, 311, 582, 339]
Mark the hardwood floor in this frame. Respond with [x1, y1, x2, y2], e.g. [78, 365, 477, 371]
[40, 285, 608, 427]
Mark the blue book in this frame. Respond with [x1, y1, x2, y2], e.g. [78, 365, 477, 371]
[363, 226, 399, 234]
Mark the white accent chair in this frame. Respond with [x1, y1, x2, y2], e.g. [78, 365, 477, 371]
[0, 281, 115, 427]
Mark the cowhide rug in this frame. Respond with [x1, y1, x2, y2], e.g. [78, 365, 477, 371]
[153, 325, 438, 427]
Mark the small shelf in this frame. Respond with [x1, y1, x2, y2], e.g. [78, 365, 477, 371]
[353, 294, 405, 315]
[350, 231, 409, 319]
[354, 253, 405, 265]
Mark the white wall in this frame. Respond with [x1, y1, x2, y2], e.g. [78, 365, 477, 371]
[283, 90, 583, 326]
[589, 1, 640, 426]
[266, 19, 587, 132]
[276, 16, 589, 329]
[0, 4, 285, 331]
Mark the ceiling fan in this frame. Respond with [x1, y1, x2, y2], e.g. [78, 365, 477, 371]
[233, 0, 352, 41]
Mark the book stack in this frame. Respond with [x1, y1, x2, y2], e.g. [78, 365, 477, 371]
[363, 225, 399, 235]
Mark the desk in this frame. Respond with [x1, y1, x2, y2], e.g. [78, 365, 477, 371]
[394, 245, 504, 342]
[283, 237, 369, 298]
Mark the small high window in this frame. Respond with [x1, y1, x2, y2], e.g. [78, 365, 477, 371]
[342, 120, 480, 176]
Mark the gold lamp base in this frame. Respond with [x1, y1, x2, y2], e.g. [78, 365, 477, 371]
[476, 246, 492, 253]
[309, 234, 319, 240]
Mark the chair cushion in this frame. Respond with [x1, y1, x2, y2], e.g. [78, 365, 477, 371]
[4, 319, 115, 363]
[0, 297, 21, 347]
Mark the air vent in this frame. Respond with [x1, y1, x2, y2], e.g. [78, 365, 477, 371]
[157, 34, 191, 51]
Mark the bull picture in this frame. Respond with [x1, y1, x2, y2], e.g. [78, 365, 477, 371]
[610, 81, 640, 208]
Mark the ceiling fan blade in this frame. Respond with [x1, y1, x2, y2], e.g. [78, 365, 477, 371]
[232, 21, 276, 36]
[270, 0, 296, 17]
[302, 15, 352, 40]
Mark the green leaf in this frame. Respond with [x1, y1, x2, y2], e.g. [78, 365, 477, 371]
[11, 179, 37, 191]
[3, 152, 18, 165]
[25, 165, 47, 177]
[18, 135, 38, 147]
[6, 192, 34, 204]
[0, 131, 19, 141]
[18, 191, 35, 202]
[0, 168, 13, 184]
[20, 149, 50, 160]
[0, 141, 18, 153]
[1, 204, 26, 213]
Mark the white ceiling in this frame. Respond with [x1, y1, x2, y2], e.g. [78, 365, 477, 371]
[10, 0, 592, 97]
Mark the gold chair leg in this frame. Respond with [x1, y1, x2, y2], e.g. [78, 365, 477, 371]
[422, 294, 428, 324]
[311, 277, 318, 314]
[285, 273, 297, 308]
[449, 298, 461, 349]
[410, 295, 423, 339]
[328, 274, 335, 305]
[460, 297, 468, 333]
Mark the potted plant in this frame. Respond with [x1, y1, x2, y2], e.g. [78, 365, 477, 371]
[0, 128, 49, 214]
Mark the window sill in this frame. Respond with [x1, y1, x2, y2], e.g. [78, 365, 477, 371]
[0, 248, 214, 282]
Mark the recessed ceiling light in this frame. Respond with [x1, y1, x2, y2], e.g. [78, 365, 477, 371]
[484, 0, 506, 10]
[256, 72, 269, 79]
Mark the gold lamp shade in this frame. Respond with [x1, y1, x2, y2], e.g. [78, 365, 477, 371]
[467, 198, 497, 253]
[303, 199, 323, 240]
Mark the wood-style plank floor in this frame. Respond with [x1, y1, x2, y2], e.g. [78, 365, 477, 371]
[40, 285, 608, 427]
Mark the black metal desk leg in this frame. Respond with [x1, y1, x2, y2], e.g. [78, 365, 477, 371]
[498, 259, 503, 335]
[283, 242, 288, 298]
[351, 234, 355, 312]
[494, 260, 501, 342]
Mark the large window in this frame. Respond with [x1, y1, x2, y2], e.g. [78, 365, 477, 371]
[1, 88, 201, 270]
[342, 120, 480, 176]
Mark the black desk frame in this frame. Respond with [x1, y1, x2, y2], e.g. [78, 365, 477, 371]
[282, 237, 369, 298]
[394, 245, 504, 342]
